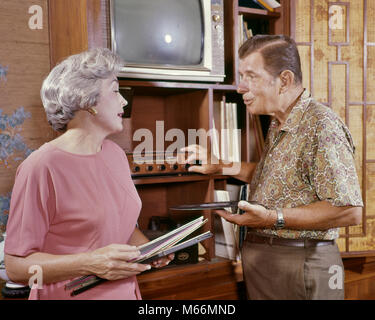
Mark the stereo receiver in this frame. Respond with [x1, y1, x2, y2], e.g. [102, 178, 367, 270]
[126, 152, 201, 177]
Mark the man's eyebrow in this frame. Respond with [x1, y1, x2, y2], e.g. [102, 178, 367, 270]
[112, 78, 119, 84]
[239, 70, 258, 77]
[244, 70, 257, 76]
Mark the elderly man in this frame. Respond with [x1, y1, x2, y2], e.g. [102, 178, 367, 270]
[183, 35, 363, 300]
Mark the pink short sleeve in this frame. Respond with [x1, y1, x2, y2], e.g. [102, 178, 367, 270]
[5, 158, 56, 257]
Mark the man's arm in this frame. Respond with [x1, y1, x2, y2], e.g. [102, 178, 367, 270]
[216, 200, 362, 230]
[281, 201, 362, 230]
[180, 144, 257, 183]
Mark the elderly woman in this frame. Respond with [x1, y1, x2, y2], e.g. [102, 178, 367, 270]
[4, 48, 172, 299]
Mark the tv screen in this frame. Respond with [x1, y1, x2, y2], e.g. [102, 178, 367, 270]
[113, 0, 204, 66]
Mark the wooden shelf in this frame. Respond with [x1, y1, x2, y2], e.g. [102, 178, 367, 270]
[138, 257, 240, 300]
[133, 174, 228, 185]
[341, 251, 375, 259]
[238, 6, 281, 19]
[118, 79, 237, 94]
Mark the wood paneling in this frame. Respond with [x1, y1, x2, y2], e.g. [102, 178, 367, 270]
[48, 0, 89, 67]
[341, 0, 363, 103]
[368, 0, 375, 43]
[294, 0, 310, 43]
[367, 107, 375, 159]
[299, 46, 311, 92]
[293, 0, 375, 253]
[348, 105, 363, 185]
[330, 63, 347, 122]
[365, 164, 375, 216]
[0, 0, 54, 232]
[138, 258, 239, 300]
[343, 255, 375, 299]
[367, 47, 375, 102]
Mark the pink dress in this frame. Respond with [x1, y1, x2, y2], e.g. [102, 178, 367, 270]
[5, 140, 142, 299]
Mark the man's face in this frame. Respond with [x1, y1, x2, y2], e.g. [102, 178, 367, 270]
[237, 51, 280, 115]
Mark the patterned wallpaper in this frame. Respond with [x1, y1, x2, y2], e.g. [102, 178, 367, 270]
[0, 65, 34, 232]
[292, 0, 375, 253]
[0, 0, 52, 234]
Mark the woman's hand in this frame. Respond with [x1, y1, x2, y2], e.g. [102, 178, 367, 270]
[180, 144, 221, 175]
[85, 244, 151, 281]
[150, 254, 175, 268]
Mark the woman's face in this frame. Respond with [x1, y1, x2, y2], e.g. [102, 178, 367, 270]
[93, 74, 127, 135]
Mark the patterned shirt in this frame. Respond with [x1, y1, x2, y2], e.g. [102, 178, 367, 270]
[249, 90, 363, 240]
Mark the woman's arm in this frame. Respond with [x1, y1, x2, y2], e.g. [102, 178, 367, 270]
[128, 227, 150, 246]
[4, 243, 150, 285]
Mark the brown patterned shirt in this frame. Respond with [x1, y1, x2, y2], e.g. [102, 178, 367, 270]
[249, 90, 363, 240]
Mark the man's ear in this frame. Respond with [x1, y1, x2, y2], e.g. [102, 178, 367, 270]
[278, 70, 295, 94]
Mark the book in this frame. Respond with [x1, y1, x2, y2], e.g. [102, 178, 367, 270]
[139, 231, 212, 264]
[238, 184, 250, 249]
[238, 14, 244, 46]
[134, 216, 209, 263]
[220, 100, 228, 161]
[243, 20, 253, 40]
[254, 0, 281, 12]
[65, 216, 211, 296]
[226, 102, 234, 162]
[218, 102, 240, 164]
[214, 190, 239, 261]
[239, 0, 264, 10]
[211, 117, 221, 160]
[231, 103, 241, 163]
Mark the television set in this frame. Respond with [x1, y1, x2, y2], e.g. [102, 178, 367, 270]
[109, 0, 225, 82]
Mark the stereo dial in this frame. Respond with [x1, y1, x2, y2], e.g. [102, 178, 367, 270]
[212, 14, 220, 22]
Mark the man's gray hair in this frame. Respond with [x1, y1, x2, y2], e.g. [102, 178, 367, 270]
[40, 48, 124, 131]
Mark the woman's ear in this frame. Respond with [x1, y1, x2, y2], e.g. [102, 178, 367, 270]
[278, 70, 295, 94]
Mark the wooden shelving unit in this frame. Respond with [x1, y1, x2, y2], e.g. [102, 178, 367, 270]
[238, 6, 281, 18]
[132, 174, 228, 186]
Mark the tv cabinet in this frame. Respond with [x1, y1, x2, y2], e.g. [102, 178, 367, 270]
[48, 0, 290, 300]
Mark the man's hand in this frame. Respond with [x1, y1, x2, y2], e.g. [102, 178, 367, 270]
[179, 144, 221, 175]
[215, 201, 276, 228]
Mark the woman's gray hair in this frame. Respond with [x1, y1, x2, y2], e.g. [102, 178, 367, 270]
[40, 48, 124, 131]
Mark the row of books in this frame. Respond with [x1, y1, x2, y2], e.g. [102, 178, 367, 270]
[238, 14, 254, 47]
[212, 101, 241, 163]
[239, 0, 281, 12]
[238, 0, 281, 46]
[65, 216, 212, 295]
[214, 185, 250, 261]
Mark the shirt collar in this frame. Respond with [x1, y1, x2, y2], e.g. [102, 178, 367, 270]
[275, 89, 312, 134]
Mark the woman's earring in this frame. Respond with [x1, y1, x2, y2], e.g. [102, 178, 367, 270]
[87, 107, 98, 116]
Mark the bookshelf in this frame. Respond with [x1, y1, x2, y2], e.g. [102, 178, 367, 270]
[238, 6, 281, 18]
[47, 0, 290, 300]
